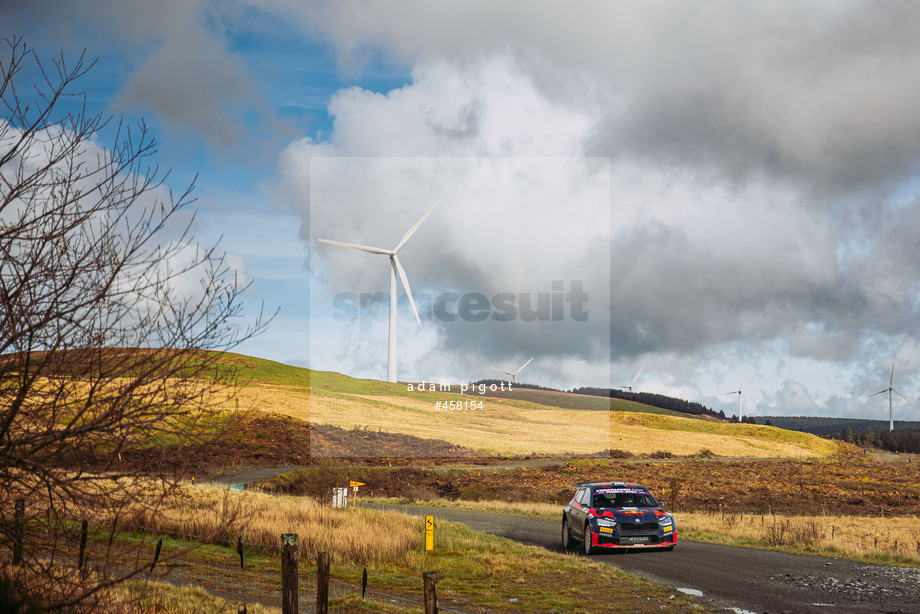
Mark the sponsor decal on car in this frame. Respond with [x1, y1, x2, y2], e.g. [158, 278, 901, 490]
[594, 488, 648, 495]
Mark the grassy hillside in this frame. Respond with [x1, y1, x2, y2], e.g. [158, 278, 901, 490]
[226, 354, 679, 413]
[210, 354, 836, 459]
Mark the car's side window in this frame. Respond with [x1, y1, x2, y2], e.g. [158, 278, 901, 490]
[573, 487, 585, 505]
[577, 488, 590, 506]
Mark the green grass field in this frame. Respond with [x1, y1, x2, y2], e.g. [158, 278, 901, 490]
[206, 353, 837, 459]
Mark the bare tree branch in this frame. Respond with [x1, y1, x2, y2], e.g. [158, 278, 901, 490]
[0, 37, 272, 610]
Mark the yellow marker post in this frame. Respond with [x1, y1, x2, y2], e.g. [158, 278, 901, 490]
[350, 480, 365, 504]
[425, 515, 434, 551]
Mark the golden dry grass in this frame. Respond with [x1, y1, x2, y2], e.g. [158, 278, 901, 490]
[27, 476, 423, 566]
[384, 496, 562, 519]
[118, 582, 281, 614]
[677, 511, 920, 564]
[216, 381, 835, 458]
[123, 484, 424, 565]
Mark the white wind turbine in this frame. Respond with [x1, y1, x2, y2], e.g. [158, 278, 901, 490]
[490, 357, 534, 384]
[615, 366, 645, 393]
[869, 363, 910, 432]
[318, 198, 441, 383]
[718, 373, 757, 422]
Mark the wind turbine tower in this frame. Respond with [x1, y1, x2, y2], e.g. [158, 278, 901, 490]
[615, 366, 645, 393]
[490, 357, 534, 384]
[718, 374, 757, 422]
[869, 363, 910, 432]
[318, 198, 441, 383]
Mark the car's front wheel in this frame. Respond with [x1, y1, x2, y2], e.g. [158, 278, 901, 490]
[561, 518, 574, 550]
[583, 523, 595, 555]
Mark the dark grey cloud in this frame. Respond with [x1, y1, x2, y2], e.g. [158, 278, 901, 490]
[277, 1, 920, 197]
[113, 21, 257, 145]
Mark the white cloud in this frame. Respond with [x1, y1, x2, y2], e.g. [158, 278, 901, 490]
[273, 56, 610, 382]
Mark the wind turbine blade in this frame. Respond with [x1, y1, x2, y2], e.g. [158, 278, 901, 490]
[740, 373, 746, 390]
[392, 256, 420, 324]
[718, 390, 741, 396]
[741, 391, 759, 412]
[317, 238, 392, 255]
[633, 365, 645, 386]
[515, 357, 535, 375]
[890, 363, 895, 387]
[490, 367, 514, 376]
[869, 389, 890, 398]
[394, 197, 442, 253]
[893, 388, 912, 403]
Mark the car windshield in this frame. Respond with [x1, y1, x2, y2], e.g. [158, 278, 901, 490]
[592, 491, 658, 508]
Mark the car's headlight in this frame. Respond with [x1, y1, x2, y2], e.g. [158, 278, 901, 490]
[595, 518, 617, 527]
[658, 515, 673, 526]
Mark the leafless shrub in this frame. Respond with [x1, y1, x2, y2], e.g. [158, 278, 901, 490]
[764, 519, 823, 546]
[1, 36, 270, 610]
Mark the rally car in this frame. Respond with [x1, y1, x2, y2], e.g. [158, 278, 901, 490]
[561, 481, 676, 554]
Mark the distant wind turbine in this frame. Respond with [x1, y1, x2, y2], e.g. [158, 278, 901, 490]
[718, 373, 757, 422]
[490, 357, 534, 384]
[869, 363, 910, 432]
[318, 198, 441, 382]
[615, 366, 645, 393]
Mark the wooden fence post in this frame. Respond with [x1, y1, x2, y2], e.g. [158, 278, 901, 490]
[423, 571, 438, 614]
[316, 551, 330, 614]
[12, 498, 24, 565]
[281, 534, 298, 614]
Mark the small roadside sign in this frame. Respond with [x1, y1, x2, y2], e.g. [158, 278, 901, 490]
[425, 515, 434, 551]
[350, 480, 365, 504]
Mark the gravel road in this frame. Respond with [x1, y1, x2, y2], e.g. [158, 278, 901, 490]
[361, 502, 920, 614]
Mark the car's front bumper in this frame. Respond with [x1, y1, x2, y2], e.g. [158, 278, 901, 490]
[591, 527, 677, 548]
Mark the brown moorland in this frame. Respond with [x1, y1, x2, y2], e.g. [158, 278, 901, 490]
[261, 445, 920, 517]
[97, 411, 483, 476]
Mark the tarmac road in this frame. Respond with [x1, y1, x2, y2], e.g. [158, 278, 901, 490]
[361, 502, 920, 614]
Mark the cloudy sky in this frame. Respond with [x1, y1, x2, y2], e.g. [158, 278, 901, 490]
[5, 1, 920, 421]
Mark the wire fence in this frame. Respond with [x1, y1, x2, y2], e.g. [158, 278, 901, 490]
[7, 509, 490, 614]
